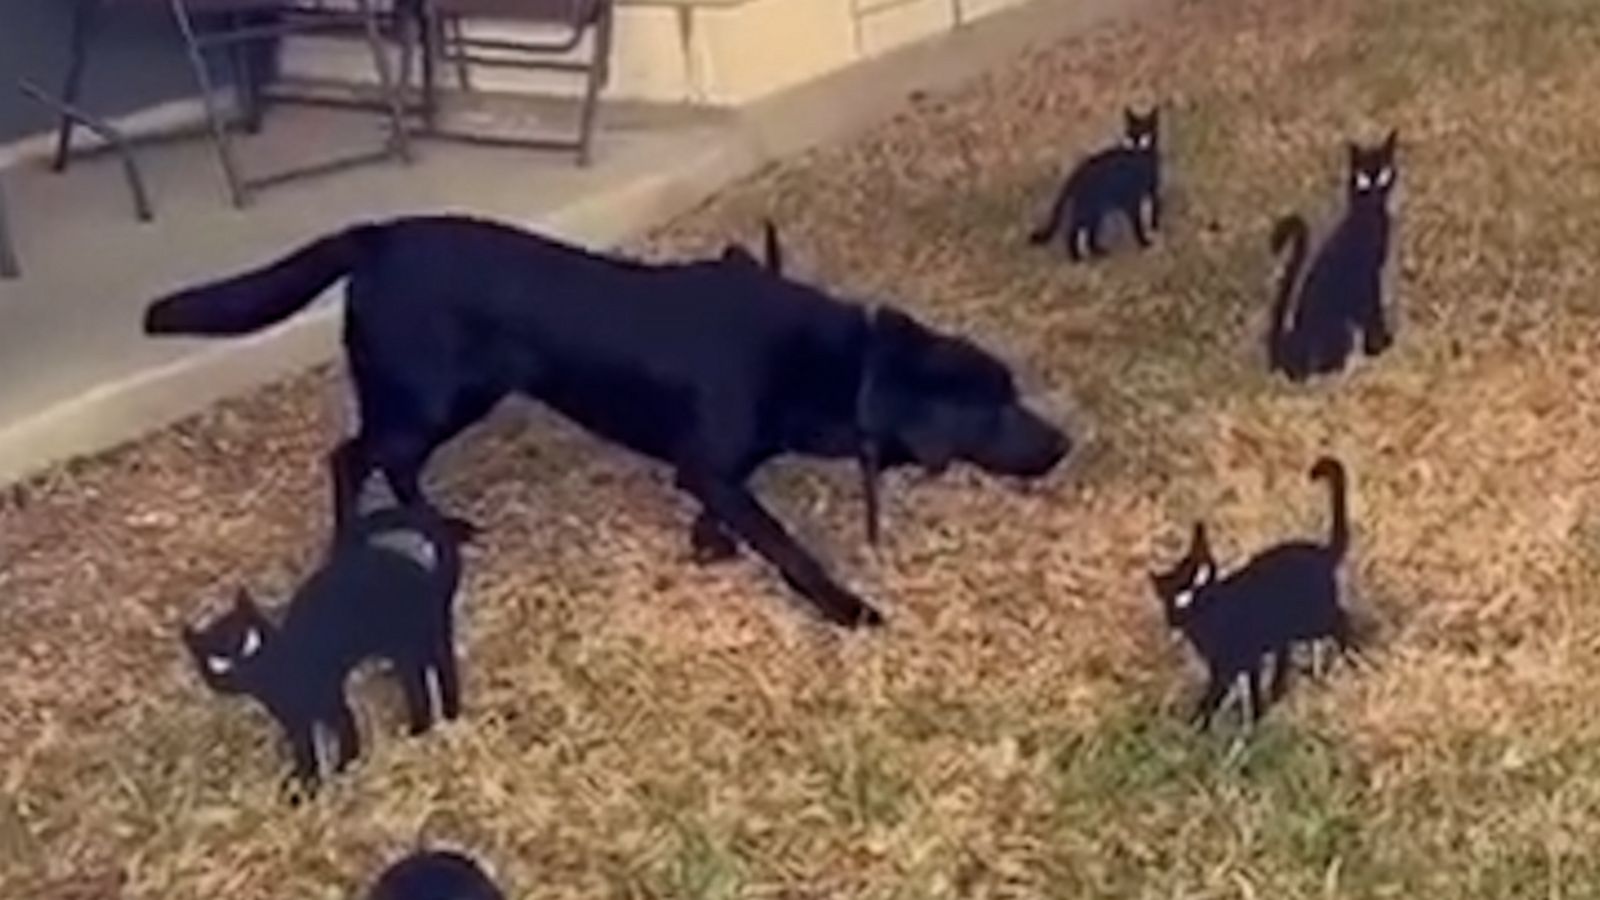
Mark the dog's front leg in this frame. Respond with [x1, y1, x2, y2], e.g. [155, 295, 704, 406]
[681, 473, 884, 628]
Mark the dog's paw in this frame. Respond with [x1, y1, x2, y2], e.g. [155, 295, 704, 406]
[855, 604, 887, 629]
[825, 592, 885, 629]
[689, 519, 739, 565]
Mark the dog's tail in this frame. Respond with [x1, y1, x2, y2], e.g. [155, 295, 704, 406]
[1268, 214, 1309, 372]
[1028, 181, 1072, 245]
[347, 505, 477, 590]
[1309, 455, 1348, 562]
[143, 223, 383, 336]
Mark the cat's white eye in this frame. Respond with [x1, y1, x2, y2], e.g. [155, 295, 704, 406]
[206, 655, 234, 675]
[1193, 563, 1214, 587]
[1376, 167, 1393, 187]
[1174, 589, 1195, 610]
[240, 628, 262, 658]
[1354, 172, 1373, 191]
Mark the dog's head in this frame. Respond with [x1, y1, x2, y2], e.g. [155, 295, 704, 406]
[856, 307, 1071, 541]
[1149, 522, 1218, 627]
[180, 588, 276, 696]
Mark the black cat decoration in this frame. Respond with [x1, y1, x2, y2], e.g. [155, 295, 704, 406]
[1150, 457, 1366, 729]
[1030, 107, 1164, 261]
[181, 507, 472, 794]
[1268, 131, 1399, 380]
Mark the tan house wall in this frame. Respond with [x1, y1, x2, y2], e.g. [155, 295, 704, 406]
[280, 0, 1035, 107]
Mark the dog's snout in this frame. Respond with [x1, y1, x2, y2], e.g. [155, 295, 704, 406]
[1020, 424, 1070, 477]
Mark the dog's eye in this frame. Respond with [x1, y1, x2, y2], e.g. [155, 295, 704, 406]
[206, 655, 235, 675]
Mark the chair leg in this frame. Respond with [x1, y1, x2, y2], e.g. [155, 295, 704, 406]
[19, 79, 156, 223]
[227, 14, 265, 136]
[0, 177, 19, 280]
[356, 0, 413, 164]
[575, 6, 614, 167]
[51, 0, 100, 173]
[170, 0, 251, 208]
[446, 15, 473, 91]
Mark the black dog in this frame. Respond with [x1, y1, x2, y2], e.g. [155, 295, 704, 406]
[367, 850, 505, 900]
[145, 216, 1070, 628]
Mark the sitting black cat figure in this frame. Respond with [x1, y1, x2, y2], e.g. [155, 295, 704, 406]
[1029, 107, 1163, 261]
[1268, 131, 1399, 381]
[181, 506, 474, 794]
[367, 849, 505, 900]
[1150, 457, 1366, 730]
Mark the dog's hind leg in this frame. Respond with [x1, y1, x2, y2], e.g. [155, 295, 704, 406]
[330, 437, 377, 533]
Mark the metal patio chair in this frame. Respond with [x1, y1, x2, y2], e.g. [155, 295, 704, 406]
[405, 0, 614, 166]
[1, 79, 157, 282]
[50, 0, 413, 209]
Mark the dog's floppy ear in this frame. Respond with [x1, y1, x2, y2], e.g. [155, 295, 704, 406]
[762, 219, 783, 276]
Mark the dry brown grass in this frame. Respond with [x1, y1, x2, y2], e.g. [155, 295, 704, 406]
[8, 0, 1600, 896]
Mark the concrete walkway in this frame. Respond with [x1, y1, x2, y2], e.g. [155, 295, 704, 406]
[0, 0, 1151, 487]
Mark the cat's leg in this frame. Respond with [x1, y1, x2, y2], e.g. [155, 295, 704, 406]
[1242, 663, 1266, 728]
[1084, 215, 1108, 259]
[286, 721, 321, 791]
[1130, 201, 1153, 248]
[1189, 668, 1232, 730]
[1147, 190, 1163, 232]
[397, 659, 435, 736]
[330, 699, 362, 773]
[1269, 643, 1296, 701]
[431, 623, 462, 722]
[1066, 222, 1084, 262]
[1358, 279, 1394, 357]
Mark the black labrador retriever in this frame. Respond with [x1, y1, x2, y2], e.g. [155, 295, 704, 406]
[143, 215, 1070, 628]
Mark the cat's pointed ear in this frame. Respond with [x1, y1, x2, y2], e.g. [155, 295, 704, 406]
[1382, 128, 1399, 157]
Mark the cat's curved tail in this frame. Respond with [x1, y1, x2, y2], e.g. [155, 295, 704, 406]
[1268, 214, 1310, 372]
[1309, 456, 1348, 561]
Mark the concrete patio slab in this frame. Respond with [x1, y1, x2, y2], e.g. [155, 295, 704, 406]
[0, 0, 1152, 488]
